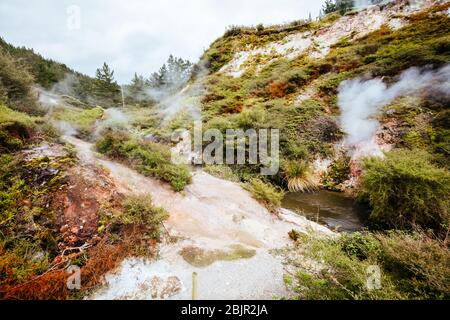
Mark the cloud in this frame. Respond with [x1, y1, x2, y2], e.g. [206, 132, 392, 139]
[0, 0, 324, 83]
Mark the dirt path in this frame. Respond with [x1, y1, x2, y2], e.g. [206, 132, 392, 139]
[64, 136, 333, 300]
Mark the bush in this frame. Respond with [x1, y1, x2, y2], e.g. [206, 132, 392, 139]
[291, 231, 449, 300]
[323, 155, 351, 189]
[376, 232, 450, 299]
[0, 49, 41, 115]
[244, 178, 284, 212]
[0, 104, 36, 152]
[96, 131, 192, 191]
[359, 150, 450, 235]
[117, 195, 169, 240]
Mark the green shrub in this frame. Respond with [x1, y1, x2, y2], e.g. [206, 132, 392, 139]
[96, 131, 192, 191]
[0, 104, 36, 152]
[359, 149, 450, 234]
[244, 178, 284, 212]
[376, 232, 450, 299]
[0, 49, 41, 115]
[323, 155, 351, 189]
[291, 231, 449, 300]
[117, 195, 169, 240]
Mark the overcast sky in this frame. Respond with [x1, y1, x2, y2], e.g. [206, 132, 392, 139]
[0, 0, 325, 83]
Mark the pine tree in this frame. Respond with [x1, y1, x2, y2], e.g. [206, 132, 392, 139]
[322, 0, 337, 14]
[129, 73, 145, 95]
[94, 62, 120, 103]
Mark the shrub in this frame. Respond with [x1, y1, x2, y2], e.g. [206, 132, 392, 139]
[244, 178, 284, 212]
[96, 131, 192, 191]
[0, 104, 36, 152]
[359, 149, 450, 235]
[0, 49, 41, 115]
[291, 231, 449, 300]
[376, 232, 450, 299]
[323, 155, 351, 189]
[117, 195, 169, 240]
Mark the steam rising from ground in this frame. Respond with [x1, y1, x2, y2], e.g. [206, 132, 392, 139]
[151, 67, 208, 124]
[353, 0, 392, 10]
[338, 64, 450, 159]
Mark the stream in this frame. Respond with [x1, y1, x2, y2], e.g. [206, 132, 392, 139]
[282, 190, 367, 232]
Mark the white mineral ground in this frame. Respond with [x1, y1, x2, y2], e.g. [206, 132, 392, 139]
[220, 0, 435, 78]
[62, 135, 333, 300]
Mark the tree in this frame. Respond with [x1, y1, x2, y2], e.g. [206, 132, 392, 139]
[94, 62, 120, 104]
[336, 0, 354, 15]
[322, 0, 354, 15]
[129, 73, 146, 96]
[322, 0, 337, 14]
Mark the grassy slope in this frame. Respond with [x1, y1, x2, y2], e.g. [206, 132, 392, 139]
[197, 3, 450, 207]
[197, 4, 450, 299]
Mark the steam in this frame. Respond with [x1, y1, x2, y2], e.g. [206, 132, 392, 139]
[353, 0, 393, 10]
[53, 121, 78, 138]
[94, 107, 130, 137]
[152, 65, 208, 124]
[338, 64, 450, 159]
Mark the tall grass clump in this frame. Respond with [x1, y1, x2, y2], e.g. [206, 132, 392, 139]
[244, 178, 284, 212]
[282, 160, 319, 192]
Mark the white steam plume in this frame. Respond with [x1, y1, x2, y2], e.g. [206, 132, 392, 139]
[353, 0, 391, 10]
[338, 64, 450, 159]
[94, 107, 130, 138]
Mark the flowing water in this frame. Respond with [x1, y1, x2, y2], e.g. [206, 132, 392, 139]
[282, 190, 368, 232]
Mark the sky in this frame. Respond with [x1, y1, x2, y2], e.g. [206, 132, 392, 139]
[0, 0, 325, 84]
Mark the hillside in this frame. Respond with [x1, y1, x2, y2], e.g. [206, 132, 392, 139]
[0, 0, 449, 300]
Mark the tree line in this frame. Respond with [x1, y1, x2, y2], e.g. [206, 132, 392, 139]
[322, 0, 384, 15]
[75, 55, 193, 107]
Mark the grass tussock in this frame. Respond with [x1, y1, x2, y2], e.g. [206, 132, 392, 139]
[282, 160, 319, 193]
[244, 178, 285, 212]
